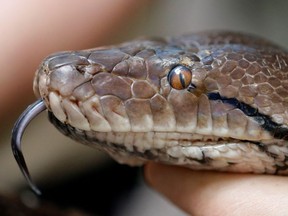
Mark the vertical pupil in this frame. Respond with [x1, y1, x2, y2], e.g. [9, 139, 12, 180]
[179, 73, 186, 88]
[167, 65, 192, 90]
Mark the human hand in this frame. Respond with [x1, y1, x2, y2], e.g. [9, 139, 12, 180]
[145, 162, 288, 216]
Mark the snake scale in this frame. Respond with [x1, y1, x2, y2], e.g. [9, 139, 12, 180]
[11, 31, 288, 193]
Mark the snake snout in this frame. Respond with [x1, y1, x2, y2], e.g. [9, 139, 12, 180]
[34, 51, 92, 97]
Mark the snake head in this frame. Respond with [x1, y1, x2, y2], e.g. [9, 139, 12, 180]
[33, 38, 204, 133]
[14, 31, 288, 194]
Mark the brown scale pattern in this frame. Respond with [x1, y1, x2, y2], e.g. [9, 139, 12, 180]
[201, 43, 288, 125]
[33, 31, 288, 174]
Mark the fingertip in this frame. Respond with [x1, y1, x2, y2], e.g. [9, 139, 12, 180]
[143, 162, 160, 188]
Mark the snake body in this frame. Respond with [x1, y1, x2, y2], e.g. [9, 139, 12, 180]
[17, 31, 288, 180]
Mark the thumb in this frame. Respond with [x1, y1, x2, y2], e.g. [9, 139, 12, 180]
[144, 162, 288, 216]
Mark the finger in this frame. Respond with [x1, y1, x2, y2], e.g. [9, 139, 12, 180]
[144, 162, 288, 216]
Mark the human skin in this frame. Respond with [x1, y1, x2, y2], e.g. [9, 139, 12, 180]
[0, 0, 148, 131]
[144, 163, 288, 216]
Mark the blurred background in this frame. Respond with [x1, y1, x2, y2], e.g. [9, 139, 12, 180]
[1, 0, 288, 215]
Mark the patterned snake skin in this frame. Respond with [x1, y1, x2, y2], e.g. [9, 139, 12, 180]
[33, 31, 288, 175]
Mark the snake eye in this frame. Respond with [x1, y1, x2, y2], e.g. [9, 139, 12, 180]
[167, 65, 192, 90]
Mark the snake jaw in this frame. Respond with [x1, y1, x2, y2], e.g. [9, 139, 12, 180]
[47, 111, 288, 174]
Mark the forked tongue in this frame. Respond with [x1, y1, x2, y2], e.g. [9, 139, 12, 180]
[11, 99, 46, 195]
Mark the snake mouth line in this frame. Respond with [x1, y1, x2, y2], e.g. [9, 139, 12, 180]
[48, 110, 287, 175]
[48, 109, 282, 157]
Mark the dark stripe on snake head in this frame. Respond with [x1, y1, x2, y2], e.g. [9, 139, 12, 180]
[207, 92, 288, 140]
